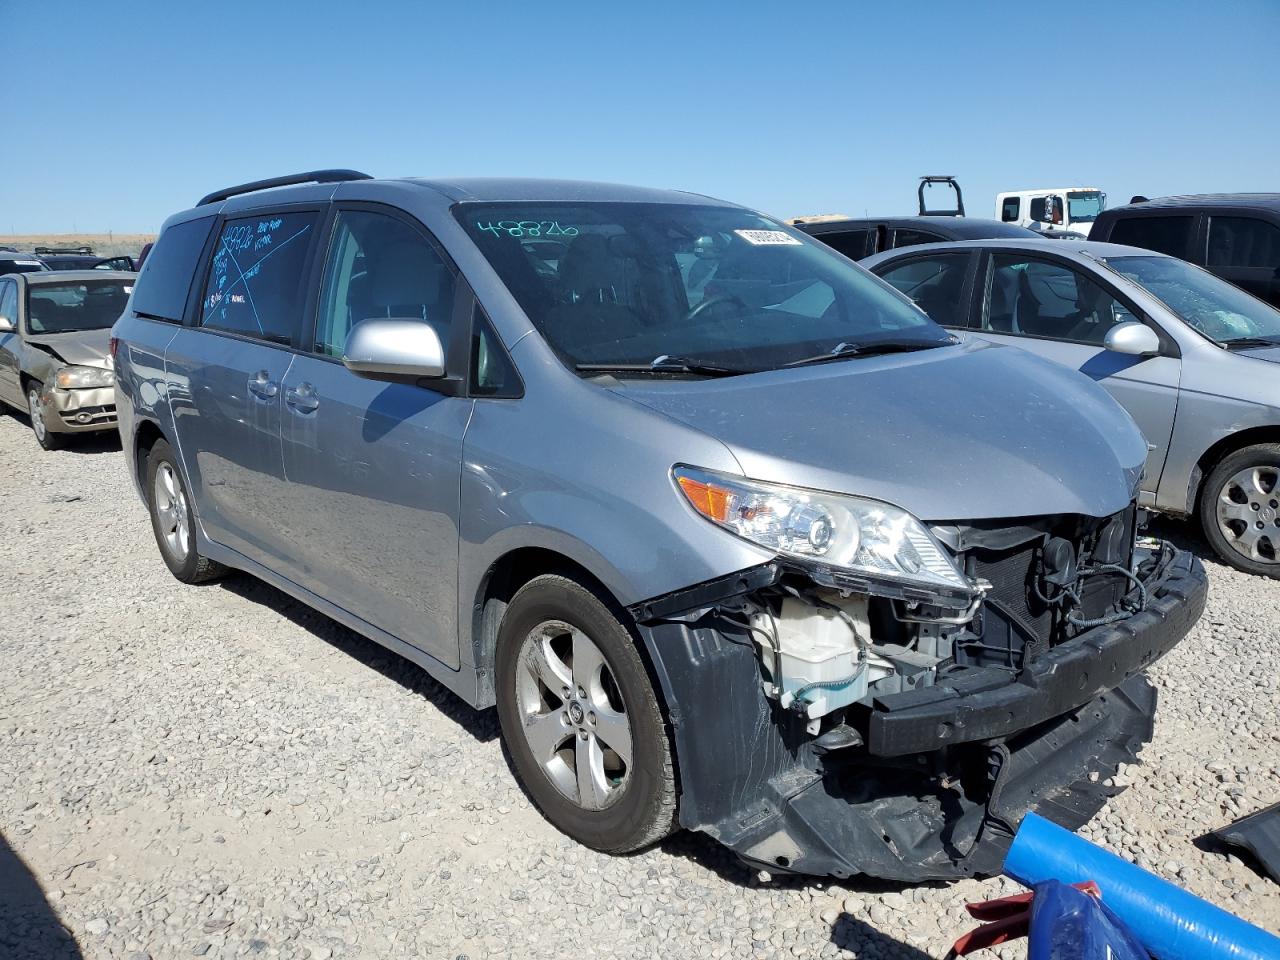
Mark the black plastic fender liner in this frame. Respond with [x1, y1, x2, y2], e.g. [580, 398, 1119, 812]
[636, 601, 1161, 880]
[1207, 802, 1280, 884]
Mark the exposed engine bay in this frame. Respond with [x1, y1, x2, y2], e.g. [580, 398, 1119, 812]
[629, 506, 1208, 881]
[742, 505, 1148, 732]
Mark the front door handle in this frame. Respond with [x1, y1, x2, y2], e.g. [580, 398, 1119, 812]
[285, 382, 320, 413]
[247, 371, 278, 400]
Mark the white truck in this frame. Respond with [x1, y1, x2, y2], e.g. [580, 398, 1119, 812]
[996, 187, 1107, 237]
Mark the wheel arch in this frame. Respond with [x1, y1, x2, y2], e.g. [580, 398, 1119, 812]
[133, 419, 168, 501]
[1188, 425, 1280, 515]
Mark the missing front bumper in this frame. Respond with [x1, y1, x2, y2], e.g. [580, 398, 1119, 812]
[632, 546, 1206, 881]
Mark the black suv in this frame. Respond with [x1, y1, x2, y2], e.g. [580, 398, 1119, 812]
[795, 216, 1038, 260]
[1090, 194, 1280, 307]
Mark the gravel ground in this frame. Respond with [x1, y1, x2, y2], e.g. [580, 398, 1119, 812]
[1, 411, 1277, 960]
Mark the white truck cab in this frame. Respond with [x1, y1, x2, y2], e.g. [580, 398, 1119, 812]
[996, 187, 1106, 237]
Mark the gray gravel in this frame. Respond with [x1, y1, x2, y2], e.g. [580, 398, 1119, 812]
[0, 411, 1277, 960]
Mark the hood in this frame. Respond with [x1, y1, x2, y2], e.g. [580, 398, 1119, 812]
[612, 340, 1146, 522]
[1235, 345, 1280, 364]
[24, 329, 112, 368]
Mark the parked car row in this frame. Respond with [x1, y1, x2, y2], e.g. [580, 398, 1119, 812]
[30, 169, 1201, 885]
[0, 249, 136, 276]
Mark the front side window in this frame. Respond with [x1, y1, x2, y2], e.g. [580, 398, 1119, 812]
[982, 254, 1127, 345]
[1207, 216, 1280, 270]
[25, 279, 134, 334]
[1000, 196, 1020, 222]
[455, 203, 946, 373]
[876, 254, 971, 327]
[1067, 191, 1105, 223]
[314, 210, 457, 358]
[1105, 254, 1280, 345]
[1108, 215, 1194, 259]
[200, 211, 318, 342]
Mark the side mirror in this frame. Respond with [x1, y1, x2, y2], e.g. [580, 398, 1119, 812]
[342, 319, 447, 380]
[0, 315, 12, 332]
[1104, 321, 1161, 357]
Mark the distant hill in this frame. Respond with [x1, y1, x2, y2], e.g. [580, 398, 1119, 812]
[0, 233, 156, 258]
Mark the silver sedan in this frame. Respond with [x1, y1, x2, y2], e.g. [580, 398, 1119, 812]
[862, 238, 1280, 577]
[0, 270, 132, 449]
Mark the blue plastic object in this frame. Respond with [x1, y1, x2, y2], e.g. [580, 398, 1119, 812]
[1005, 812, 1280, 960]
[1027, 880, 1147, 960]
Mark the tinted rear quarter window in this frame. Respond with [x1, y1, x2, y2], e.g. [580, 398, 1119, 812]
[891, 228, 945, 249]
[1107, 215, 1194, 259]
[132, 215, 217, 321]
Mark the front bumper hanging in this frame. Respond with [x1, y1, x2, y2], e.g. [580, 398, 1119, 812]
[632, 545, 1207, 882]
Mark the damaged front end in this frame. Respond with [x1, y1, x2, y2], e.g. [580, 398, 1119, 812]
[631, 505, 1207, 882]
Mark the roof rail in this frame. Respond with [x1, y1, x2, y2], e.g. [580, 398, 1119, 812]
[197, 169, 373, 207]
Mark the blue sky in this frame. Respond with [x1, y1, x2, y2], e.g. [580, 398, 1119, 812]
[3, 0, 1277, 233]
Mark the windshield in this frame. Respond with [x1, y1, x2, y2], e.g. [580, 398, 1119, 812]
[1067, 191, 1105, 223]
[456, 202, 947, 373]
[1105, 255, 1280, 344]
[26, 279, 133, 334]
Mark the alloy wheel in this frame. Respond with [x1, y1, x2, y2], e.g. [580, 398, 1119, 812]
[152, 462, 191, 562]
[514, 619, 633, 810]
[1216, 465, 1280, 564]
[27, 387, 48, 444]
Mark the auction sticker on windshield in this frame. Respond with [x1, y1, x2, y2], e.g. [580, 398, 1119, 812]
[734, 229, 802, 246]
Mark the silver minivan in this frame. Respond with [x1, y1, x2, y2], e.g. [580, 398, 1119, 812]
[113, 172, 1206, 882]
[863, 238, 1280, 578]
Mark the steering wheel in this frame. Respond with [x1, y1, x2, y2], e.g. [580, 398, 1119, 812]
[686, 293, 749, 322]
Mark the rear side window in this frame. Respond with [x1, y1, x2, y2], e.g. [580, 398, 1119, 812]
[891, 228, 944, 249]
[0, 279, 17, 322]
[200, 211, 318, 342]
[1107, 216, 1194, 259]
[131, 215, 216, 322]
[817, 229, 870, 260]
[1207, 216, 1280, 269]
[876, 254, 971, 327]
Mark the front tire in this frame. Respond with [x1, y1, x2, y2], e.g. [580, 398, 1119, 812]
[146, 439, 225, 583]
[26, 381, 63, 451]
[1199, 443, 1280, 578]
[495, 573, 677, 853]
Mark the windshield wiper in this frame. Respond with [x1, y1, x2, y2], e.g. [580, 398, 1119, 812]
[1222, 336, 1280, 350]
[575, 355, 749, 378]
[783, 337, 954, 368]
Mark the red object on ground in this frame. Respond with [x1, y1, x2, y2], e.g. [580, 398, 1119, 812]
[945, 881, 1102, 958]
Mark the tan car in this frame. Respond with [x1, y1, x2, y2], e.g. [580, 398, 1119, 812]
[0, 270, 134, 449]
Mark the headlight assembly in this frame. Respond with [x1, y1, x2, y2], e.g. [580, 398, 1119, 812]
[674, 465, 972, 598]
[54, 365, 115, 389]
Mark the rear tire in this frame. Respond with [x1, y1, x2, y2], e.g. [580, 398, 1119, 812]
[1199, 443, 1280, 579]
[26, 381, 63, 451]
[146, 439, 225, 583]
[495, 573, 677, 853]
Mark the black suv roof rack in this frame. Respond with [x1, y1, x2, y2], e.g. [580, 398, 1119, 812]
[197, 169, 373, 207]
[918, 175, 965, 217]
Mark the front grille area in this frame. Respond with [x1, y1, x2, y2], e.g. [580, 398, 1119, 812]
[954, 504, 1137, 670]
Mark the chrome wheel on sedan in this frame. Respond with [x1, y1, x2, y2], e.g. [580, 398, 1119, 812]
[515, 619, 632, 810]
[153, 461, 191, 563]
[1216, 465, 1280, 565]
